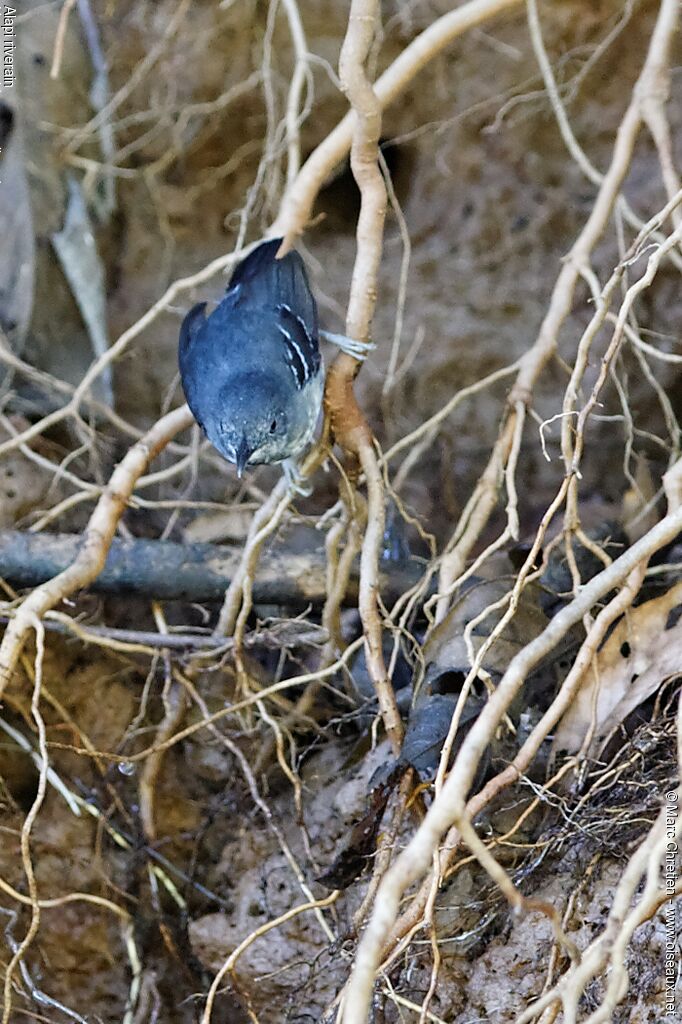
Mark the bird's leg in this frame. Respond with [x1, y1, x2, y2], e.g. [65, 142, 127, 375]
[283, 458, 313, 496]
[320, 330, 375, 362]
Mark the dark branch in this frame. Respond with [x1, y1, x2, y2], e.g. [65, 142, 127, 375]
[0, 530, 423, 607]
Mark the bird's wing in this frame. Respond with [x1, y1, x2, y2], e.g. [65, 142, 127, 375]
[276, 302, 321, 389]
[221, 240, 321, 390]
[178, 302, 207, 366]
[178, 302, 209, 424]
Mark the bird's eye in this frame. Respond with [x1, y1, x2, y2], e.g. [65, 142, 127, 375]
[269, 419, 278, 434]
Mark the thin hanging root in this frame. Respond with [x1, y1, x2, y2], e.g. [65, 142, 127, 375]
[0, 406, 193, 696]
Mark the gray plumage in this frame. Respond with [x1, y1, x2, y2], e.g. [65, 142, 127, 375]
[179, 239, 324, 475]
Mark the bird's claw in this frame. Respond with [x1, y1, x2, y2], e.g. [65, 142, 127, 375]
[320, 330, 376, 362]
[283, 458, 312, 496]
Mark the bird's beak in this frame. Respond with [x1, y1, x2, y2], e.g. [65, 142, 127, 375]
[235, 436, 252, 478]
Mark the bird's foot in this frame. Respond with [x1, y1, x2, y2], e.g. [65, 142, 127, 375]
[320, 330, 376, 362]
[283, 458, 312, 496]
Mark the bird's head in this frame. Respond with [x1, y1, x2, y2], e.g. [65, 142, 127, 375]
[204, 374, 292, 475]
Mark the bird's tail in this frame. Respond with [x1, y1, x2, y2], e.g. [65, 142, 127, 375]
[229, 239, 284, 290]
[227, 240, 318, 336]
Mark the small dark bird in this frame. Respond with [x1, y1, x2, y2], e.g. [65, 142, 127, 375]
[178, 239, 324, 477]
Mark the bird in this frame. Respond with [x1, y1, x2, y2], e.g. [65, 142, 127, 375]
[178, 238, 324, 479]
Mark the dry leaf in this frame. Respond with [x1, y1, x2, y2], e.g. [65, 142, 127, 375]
[316, 770, 401, 890]
[52, 177, 112, 405]
[553, 580, 682, 756]
[401, 692, 483, 773]
[423, 577, 552, 687]
[0, 101, 35, 354]
[16, 1, 111, 394]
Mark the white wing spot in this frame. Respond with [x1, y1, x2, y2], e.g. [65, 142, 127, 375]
[278, 324, 309, 387]
[280, 303, 314, 346]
